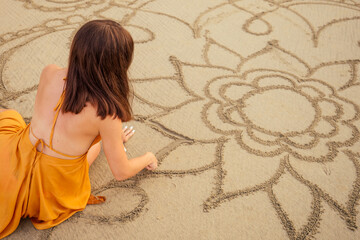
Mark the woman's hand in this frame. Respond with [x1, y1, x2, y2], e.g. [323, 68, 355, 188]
[121, 127, 157, 171]
[122, 126, 135, 143]
[145, 152, 158, 170]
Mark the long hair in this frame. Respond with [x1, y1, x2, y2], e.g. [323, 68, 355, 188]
[62, 20, 134, 121]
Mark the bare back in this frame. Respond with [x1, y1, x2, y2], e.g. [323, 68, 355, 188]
[29, 65, 101, 159]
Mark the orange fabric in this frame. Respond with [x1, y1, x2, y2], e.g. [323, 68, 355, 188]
[0, 102, 101, 238]
[87, 195, 106, 205]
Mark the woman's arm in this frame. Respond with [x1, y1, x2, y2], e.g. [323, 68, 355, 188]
[99, 116, 157, 181]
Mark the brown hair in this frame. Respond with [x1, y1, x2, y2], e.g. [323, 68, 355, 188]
[63, 20, 134, 121]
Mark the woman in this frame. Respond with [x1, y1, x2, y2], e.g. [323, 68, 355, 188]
[0, 20, 158, 239]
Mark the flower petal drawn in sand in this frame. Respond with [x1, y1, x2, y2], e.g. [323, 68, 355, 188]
[150, 40, 360, 237]
[17, 0, 105, 12]
[166, 42, 359, 162]
[277, 1, 360, 47]
[80, 180, 148, 223]
[194, 0, 360, 48]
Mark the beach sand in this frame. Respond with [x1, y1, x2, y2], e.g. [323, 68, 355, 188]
[1, 0, 360, 239]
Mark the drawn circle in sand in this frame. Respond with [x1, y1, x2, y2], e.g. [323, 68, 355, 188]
[240, 87, 316, 135]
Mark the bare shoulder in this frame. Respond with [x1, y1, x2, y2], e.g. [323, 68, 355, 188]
[35, 65, 67, 112]
[39, 64, 67, 86]
[42, 64, 60, 71]
[41, 64, 61, 77]
[99, 115, 122, 131]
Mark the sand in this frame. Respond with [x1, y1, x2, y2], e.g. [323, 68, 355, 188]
[1, 0, 360, 239]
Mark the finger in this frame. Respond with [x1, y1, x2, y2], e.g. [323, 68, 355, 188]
[122, 126, 128, 133]
[127, 129, 135, 137]
[124, 126, 134, 135]
[146, 163, 155, 170]
[125, 130, 135, 140]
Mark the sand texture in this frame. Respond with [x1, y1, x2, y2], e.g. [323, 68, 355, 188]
[1, 0, 360, 239]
